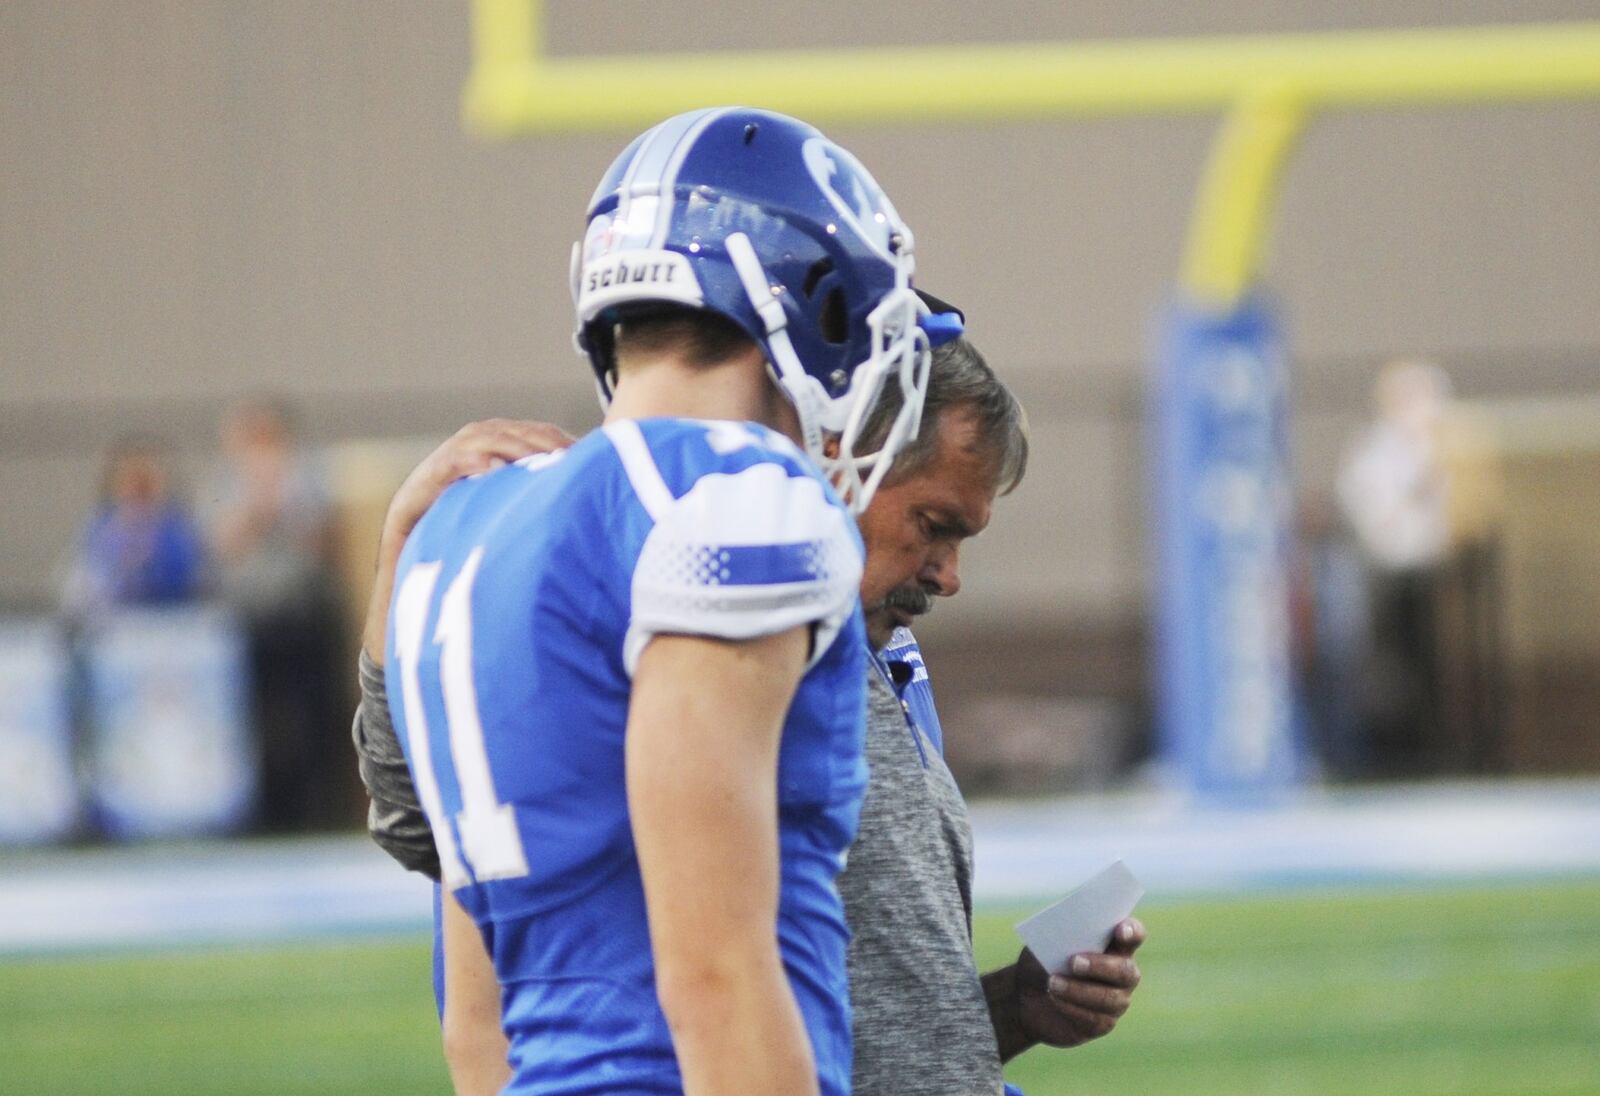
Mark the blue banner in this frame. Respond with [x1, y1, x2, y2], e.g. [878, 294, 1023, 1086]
[1153, 295, 1303, 799]
[84, 606, 256, 838]
[0, 620, 79, 845]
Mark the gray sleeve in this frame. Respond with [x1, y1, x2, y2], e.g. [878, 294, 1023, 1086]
[351, 650, 441, 880]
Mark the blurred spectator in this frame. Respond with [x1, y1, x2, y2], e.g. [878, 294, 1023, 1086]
[1290, 493, 1370, 778]
[1335, 359, 1506, 775]
[61, 435, 206, 615]
[1336, 360, 1451, 774]
[1338, 361, 1454, 577]
[207, 398, 348, 831]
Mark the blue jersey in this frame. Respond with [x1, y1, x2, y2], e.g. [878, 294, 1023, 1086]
[386, 417, 868, 1095]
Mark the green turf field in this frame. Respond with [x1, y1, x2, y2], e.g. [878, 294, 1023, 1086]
[977, 880, 1600, 1096]
[4, 881, 1597, 1094]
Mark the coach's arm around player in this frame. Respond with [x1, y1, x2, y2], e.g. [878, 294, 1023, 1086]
[354, 419, 573, 878]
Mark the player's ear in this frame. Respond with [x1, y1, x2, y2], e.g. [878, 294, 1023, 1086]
[822, 434, 841, 460]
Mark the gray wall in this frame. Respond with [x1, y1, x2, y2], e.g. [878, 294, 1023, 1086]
[4, 2, 1599, 635]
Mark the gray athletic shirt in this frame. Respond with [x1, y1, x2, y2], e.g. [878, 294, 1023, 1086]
[352, 648, 1004, 1094]
[844, 660, 1004, 1095]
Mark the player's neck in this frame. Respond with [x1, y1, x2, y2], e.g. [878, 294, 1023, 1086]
[605, 351, 800, 441]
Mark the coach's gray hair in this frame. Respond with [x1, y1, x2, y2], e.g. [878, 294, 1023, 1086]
[859, 338, 1029, 495]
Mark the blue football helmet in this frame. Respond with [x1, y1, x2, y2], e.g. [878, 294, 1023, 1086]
[573, 107, 937, 512]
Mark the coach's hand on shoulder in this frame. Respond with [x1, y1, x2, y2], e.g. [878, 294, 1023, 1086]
[382, 419, 574, 551]
[363, 419, 575, 661]
[984, 917, 1145, 1062]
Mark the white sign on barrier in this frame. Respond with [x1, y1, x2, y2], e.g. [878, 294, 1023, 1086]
[0, 620, 79, 845]
[84, 605, 257, 839]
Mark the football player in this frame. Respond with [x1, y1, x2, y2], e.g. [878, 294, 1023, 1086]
[382, 107, 933, 1095]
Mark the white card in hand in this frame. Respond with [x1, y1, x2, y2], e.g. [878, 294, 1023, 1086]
[1014, 860, 1144, 975]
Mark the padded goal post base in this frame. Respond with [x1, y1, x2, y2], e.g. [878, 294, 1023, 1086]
[1152, 294, 1306, 801]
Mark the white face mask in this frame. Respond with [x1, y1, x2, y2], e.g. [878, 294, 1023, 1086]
[723, 231, 930, 515]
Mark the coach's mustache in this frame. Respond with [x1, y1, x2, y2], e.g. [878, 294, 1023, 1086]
[884, 585, 934, 619]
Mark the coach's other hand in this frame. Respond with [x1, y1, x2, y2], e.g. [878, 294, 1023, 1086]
[985, 917, 1144, 1061]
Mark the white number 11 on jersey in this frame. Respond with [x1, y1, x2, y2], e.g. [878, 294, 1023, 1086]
[392, 547, 529, 890]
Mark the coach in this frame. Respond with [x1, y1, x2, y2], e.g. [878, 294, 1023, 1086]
[352, 337, 1144, 1094]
